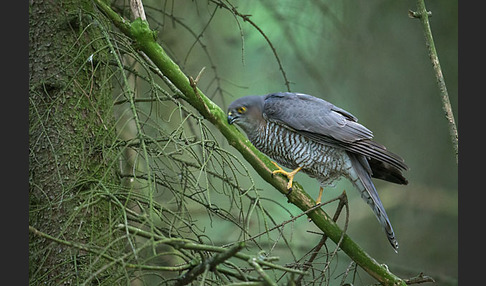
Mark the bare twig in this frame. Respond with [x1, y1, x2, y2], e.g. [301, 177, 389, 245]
[294, 191, 348, 285]
[410, 1, 458, 163]
[340, 261, 357, 285]
[175, 242, 245, 286]
[144, 4, 227, 103]
[404, 272, 435, 284]
[118, 224, 307, 276]
[189, 66, 207, 107]
[28, 225, 192, 272]
[249, 257, 278, 286]
[130, 0, 146, 20]
[209, 0, 292, 92]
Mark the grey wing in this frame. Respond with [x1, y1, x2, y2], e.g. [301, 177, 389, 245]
[263, 92, 408, 171]
[263, 92, 373, 143]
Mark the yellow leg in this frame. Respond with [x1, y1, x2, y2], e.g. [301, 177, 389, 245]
[270, 161, 302, 191]
[316, 187, 324, 205]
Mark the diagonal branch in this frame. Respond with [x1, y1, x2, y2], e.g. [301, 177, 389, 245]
[410, 0, 458, 163]
[93, 1, 406, 285]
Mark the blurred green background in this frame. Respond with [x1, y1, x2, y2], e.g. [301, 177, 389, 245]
[141, 0, 458, 284]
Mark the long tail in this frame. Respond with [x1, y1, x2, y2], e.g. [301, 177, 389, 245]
[347, 153, 399, 252]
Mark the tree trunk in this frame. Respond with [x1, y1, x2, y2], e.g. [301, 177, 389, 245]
[29, 0, 123, 284]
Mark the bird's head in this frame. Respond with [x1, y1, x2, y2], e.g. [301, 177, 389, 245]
[227, 95, 266, 133]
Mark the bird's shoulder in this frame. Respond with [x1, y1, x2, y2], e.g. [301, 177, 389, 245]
[263, 92, 359, 122]
[262, 92, 371, 142]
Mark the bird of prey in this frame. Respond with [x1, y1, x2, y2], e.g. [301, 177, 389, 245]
[227, 92, 408, 251]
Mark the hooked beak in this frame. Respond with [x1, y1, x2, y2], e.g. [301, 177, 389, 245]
[227, 112, 238, 125]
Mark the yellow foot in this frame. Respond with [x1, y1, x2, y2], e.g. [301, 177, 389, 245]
[316, 187, 324, 205]
[270, 161, 302, 191]
[307, 187, 325, 222]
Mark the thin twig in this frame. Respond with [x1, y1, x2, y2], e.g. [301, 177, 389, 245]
[403, 272, 436, 285]
[189, 66, 212, 118]
[248, 257, 278, 286]
[230, 194, 342, 247]
[209, 0, 292, 91]
[144, 4, 227, 103]
[410, 1, 458, 163]
[340, 261, 356, 285]
[130, 0, 146, 21]
[28, 225, 192, 272]
[294, 191, 348, 285]
[175, 242, 245, 286]
[117, 224, 307, 276]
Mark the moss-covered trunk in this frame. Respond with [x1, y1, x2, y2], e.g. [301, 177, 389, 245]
[29, 0, 123, 284]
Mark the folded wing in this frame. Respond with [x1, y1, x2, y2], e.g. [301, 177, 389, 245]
[263, 92, 408, 183]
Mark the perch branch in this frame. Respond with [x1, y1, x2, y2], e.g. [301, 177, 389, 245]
[93, 1, 406, 284]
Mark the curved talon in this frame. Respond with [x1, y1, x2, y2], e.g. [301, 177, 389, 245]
[286, 189, 292, 203]
[286, 187, 292, 196]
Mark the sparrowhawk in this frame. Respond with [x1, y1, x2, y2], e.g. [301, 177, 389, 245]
[227, 92, 408, 251]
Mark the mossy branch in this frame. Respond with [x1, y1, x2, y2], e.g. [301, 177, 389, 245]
[410, 0, 458, 163]
[28, 226, 192, 272]
[94, 1, 406, 285]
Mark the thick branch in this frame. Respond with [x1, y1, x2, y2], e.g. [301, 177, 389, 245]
[94, 1, 406, 285]
[410, 1, 458, 163]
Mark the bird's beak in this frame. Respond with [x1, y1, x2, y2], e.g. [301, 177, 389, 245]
[227, 112, 238, 125]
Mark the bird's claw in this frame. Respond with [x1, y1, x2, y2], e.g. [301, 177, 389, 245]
[269, 161, 303, 201]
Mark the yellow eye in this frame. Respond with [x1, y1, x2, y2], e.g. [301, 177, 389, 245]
[237, 106, 247, 114]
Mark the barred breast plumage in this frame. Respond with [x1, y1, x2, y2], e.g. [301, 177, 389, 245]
[250, 121, 348, 187]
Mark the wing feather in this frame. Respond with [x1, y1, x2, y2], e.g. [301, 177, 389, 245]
[262, 92, 408, 172]
[264, 92, 373, 142]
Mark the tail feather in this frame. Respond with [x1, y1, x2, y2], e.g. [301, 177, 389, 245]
[347, 153, 399, 252]
[369, 158, 408, 185]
